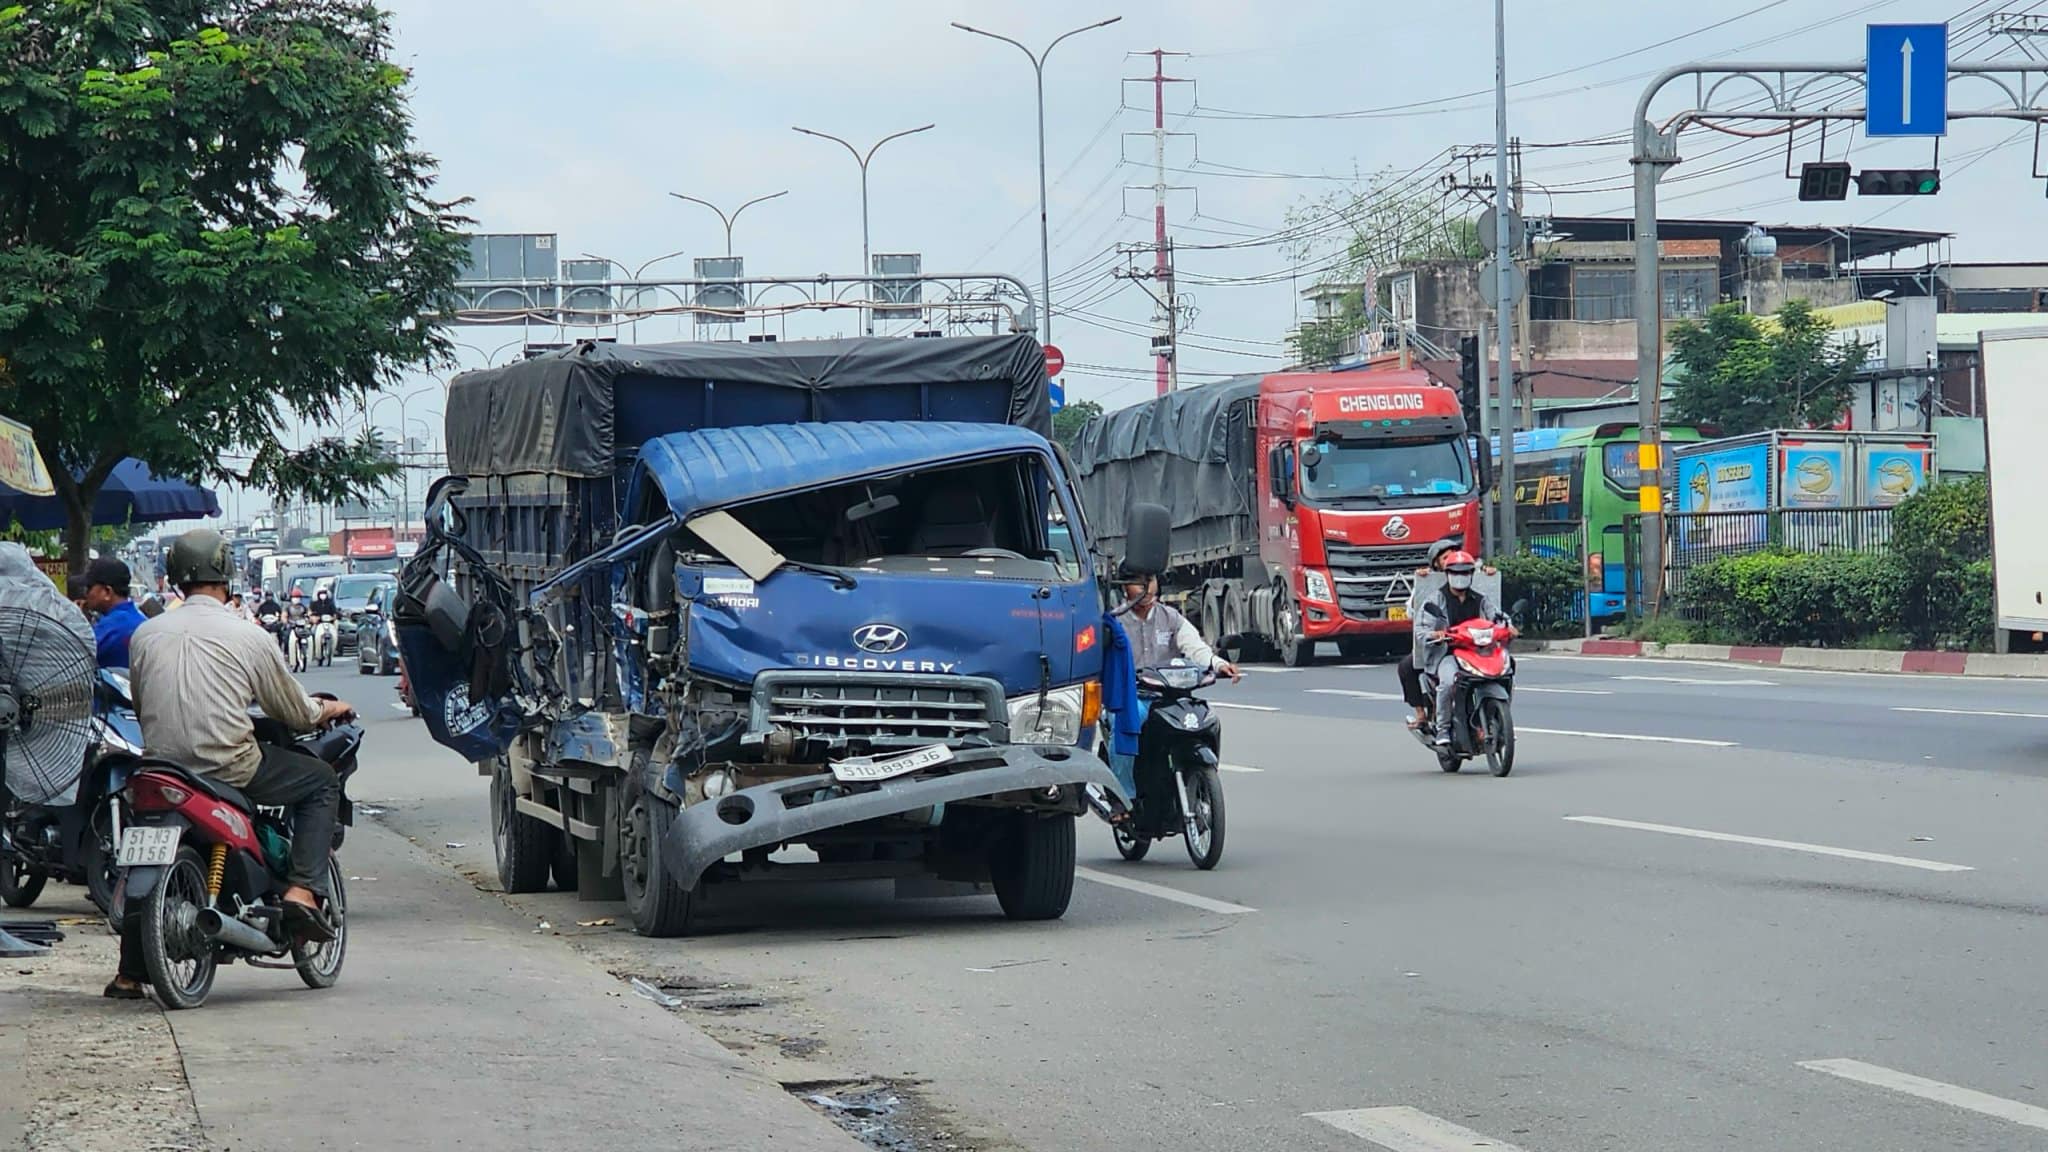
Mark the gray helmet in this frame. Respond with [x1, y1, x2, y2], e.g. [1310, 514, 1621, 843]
[1426, 539, 1461, 569]
[166, 528, 233, 587]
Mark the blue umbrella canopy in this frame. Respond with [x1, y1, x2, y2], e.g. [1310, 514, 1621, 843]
[0, 458, 221, 530]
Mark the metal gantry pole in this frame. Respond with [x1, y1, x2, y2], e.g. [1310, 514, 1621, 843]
[1491, 0, 1517, 556]
[953, 17, 1123, 347]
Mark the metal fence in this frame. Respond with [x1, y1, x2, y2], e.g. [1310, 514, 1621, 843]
[1625, 506, 1897, 618]
[1510, 522, 1588, 636]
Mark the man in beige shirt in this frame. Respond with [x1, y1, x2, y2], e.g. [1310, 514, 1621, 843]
[108, 529, 352, 999]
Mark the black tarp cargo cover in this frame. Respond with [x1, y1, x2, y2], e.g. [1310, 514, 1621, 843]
[1071, 374, 1264, 564]
[445, 334, 1053, 479]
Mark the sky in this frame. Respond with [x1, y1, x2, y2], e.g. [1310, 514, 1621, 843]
[243, 0, 2045, 521]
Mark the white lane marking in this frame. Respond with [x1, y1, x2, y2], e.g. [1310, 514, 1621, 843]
[1306, 1106, 1533, 1152]
[1307, 688, 1405, 701]
[1516, 686, 1613, 695]
[1521, 727, 1735, 747]
[1218, 763, 1264, 774]
[1209, 701, 1281, 712]
[1613, 674, 1778, 686]
[1799, 1059, 2048, 1132]
[1518, 653, 2005, 684]
[1565, 816, 1973, 873]
[1075, 868, 1257, 915]
[1240, 666, 1308, 674]
[1893, 705, 2048, 720]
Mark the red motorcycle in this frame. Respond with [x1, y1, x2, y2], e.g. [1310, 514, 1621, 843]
[112, 709, 363, 1009]
[1409, 616, 1518, 776]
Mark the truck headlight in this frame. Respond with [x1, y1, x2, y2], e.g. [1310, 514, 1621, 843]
[1304, 569, 1333, 603]
[1008, 685, 1086, 745]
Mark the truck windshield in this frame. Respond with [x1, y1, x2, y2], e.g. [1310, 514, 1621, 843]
[1300, 437, 1473, 502]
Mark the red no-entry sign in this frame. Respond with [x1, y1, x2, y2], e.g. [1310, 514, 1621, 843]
[1042, 344, 1065, 378]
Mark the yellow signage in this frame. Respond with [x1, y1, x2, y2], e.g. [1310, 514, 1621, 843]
[0, 415, 53, 497]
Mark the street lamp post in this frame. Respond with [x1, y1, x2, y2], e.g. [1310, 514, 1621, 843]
[576, 250, 691, 342]
[952, 16, 1122, 347]
[366, 385, 438, 535]
[666, 191, 789, 257]
[792, 124, 936, 335]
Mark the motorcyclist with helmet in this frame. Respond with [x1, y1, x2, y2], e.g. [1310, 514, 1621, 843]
[1397, 540, 1460, 729]
[105, 529, 352, 1000]
[1092, 562, 1239, 823]
[1417, 550, 1509, 747]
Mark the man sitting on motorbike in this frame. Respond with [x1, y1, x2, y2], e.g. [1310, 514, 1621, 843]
[255, 589, 285, 649]
[309, 586, 340, 661]
[1113, 566, 1240, 683]
[105, 529, 353, 1000]
[1417, 551, 1508, 747]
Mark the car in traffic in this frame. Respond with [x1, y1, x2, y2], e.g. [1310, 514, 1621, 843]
[354, 581, 402, 675]
[326, 572, 396, 655]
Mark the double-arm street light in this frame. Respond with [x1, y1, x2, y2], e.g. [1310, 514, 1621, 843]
[952, 16, 1122, 346]
[791, 123, 935, 334]
[667, 191, 789, 257]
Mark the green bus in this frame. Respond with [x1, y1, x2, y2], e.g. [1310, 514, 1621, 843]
[1493, 423, 1713, 620]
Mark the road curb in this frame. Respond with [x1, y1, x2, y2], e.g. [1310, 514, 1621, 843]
[1522, 637, 2048, 678]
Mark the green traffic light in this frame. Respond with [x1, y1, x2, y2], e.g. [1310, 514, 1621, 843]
[1917, 175, 1940, 194]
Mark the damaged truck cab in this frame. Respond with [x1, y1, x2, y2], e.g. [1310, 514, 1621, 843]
[404, 336, 1118, 937]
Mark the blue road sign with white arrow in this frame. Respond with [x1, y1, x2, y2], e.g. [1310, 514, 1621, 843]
[1866, 23, 1948, 138]
[1048, 378, 1065, 412]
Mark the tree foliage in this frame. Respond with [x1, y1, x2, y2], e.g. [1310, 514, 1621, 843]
[1669, 300, 1866, 435]
[1050, 399, 1102, 453]
[1283, 169, 1484, 367]
[0, 1, 468, 580]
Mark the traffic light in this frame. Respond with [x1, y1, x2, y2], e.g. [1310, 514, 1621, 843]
[1457, 334, 1482, 426]
[1856, 169, 1941, 196]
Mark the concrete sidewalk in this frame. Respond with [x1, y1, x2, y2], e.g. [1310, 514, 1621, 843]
[11, 819, 867, 1152]
[1524, 636, 2048, 678]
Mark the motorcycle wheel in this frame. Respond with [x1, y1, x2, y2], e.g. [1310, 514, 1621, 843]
[83, 822, 116, 916]
[0, 855, 45, 908]
[1112, 820, 1150, 861]
[1437, 746, 1461, 773]
[1483, 699, 1515, 777]
[141, 846, 217, 1010]
[1180, 767, 1226, 870]
[292, 858, 347, 989]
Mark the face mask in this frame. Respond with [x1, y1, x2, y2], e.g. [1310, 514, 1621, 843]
[1448, 574, 1473, 591]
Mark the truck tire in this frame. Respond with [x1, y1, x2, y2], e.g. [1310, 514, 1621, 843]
[491, 760, 555, 895]
[622, 793, 696, 938]
[990, 812, 1075, 921]
[1276, 593, 1316, 667]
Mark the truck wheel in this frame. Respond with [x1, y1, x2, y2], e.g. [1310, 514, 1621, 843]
[1277, 597, 1316, 668]
[990, 812, 1075, 921]
[621, 794, 696, 938]
[491, 760, 555, 894]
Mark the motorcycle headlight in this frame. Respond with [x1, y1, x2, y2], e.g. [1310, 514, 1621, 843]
[1304, 569, 1332, 604]
[1008, 685, 1085, 746]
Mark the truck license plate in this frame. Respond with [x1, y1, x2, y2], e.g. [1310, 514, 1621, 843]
[116, 826, 181, 867]
[1388, 605, 1409, 622]
[830, 743, 954, 784]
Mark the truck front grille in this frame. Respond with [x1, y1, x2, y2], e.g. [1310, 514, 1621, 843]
[1324, 542, 1432, 618]
[748, 671, 1009, 752]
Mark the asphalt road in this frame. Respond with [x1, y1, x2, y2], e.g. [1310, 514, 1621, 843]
[313, 651, 2048, 1152]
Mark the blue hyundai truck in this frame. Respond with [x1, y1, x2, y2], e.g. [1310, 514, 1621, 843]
[398, 334, 1122, 936]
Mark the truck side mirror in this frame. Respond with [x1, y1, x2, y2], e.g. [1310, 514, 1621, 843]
[1473, 434, 1495, 494]
[1269, 444, 1295, 506]
[1125, 502, 1171, 575]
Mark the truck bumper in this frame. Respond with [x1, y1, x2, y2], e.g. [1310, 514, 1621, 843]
[659, 745, 1119, 891]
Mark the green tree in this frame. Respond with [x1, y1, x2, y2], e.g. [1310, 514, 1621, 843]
[1284, 168, 1484, 367]
[0, 1, 467, 583]
[1669, 300, 1866, 435]
[1051, 399, 1102, 453]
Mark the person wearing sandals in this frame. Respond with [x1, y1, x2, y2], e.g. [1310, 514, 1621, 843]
[103, 529, 353, 1000]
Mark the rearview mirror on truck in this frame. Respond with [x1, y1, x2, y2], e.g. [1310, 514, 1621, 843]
[1126, 502, 1171, 575]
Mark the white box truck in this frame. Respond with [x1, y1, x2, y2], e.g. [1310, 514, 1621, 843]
[1979, 327, 2048, 653]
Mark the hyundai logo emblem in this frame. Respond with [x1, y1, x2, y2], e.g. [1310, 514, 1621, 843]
[1383, 515, 1411, 541]
[852, 623, 909, 654]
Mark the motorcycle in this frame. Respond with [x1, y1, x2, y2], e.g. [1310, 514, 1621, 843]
[0, 669, 143, 914]
[1410, 616, 1518, 776]
[1101, 661, 1226, 870]
[311, 615, 338, 668]
[111, 704, 363, 1009]
[287, 618, 312, 673]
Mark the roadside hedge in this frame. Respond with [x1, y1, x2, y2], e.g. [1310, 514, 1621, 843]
[1491, 551, 1581, 637]
[1675, 477, 1991, 650]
